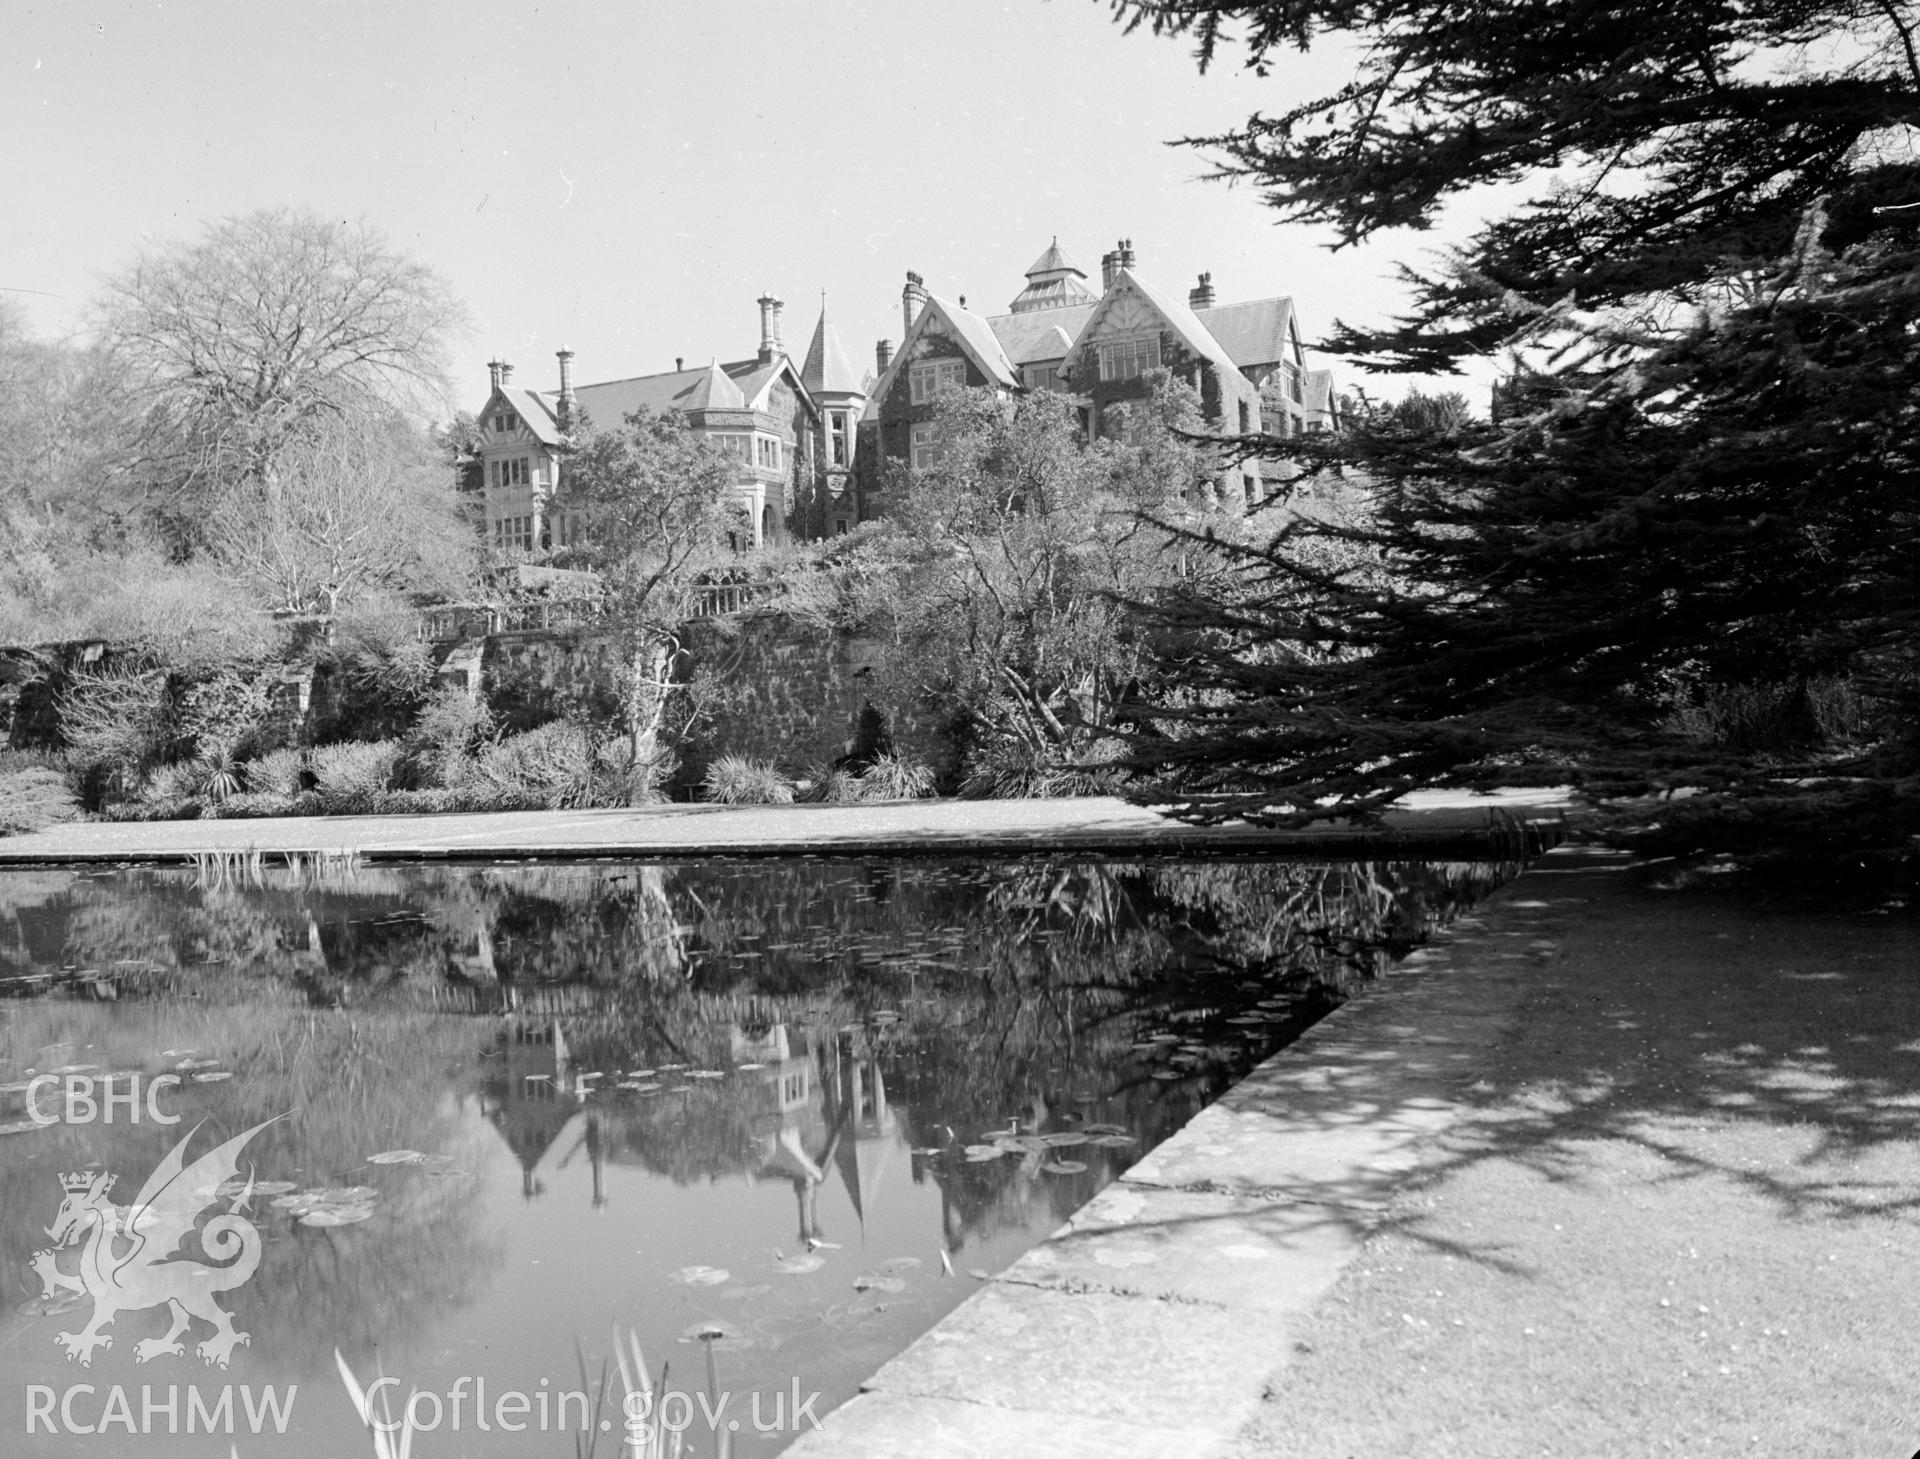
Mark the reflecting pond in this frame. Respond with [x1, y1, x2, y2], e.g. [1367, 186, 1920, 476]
[0, 855, 1517, 1455]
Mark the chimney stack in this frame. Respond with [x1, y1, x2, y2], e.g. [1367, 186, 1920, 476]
[554, 349, 575, 428]
[1188, 272, 1215, 310]
[676, 356, 685, 372]
[1100, 251, 1118, 291]
[1118, 238, 1136, 272]
[757, 294, 785, 363]
[488, 360, 504, 391]
[876, 339, 893, 372]
[902, 271, 928, 341]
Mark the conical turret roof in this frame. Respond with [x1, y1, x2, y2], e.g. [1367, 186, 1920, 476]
[1025, 236, 1084, 280]
[801, 304, 865, 396]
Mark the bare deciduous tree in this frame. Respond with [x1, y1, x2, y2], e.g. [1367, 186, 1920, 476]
[207, 406, 474, 617]
[96, 208, 469, 520]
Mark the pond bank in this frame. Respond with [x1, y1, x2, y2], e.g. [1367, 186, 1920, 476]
[787, 844, 1920, 1457]
[0, 788, 1571, 865]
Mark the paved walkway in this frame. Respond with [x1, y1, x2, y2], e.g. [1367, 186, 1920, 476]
[784, 842, 1608, 1456]
[0, 789, 1571, 864]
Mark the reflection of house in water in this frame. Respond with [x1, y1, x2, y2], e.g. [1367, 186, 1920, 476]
[750, 1023, 899, 1246]
[475, 1018, 905, 1230]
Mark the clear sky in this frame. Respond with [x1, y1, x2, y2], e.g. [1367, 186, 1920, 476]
[6, 0, 1491, 419]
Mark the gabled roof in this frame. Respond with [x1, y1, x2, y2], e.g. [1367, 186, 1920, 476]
[863, 294, 1020, 418]
[484, 386, 564, 446]
[1060, 268, 1240, 384]
[1194, 296, 1302, 371]
[801, 307, 865, 396]
[988, 305, 1095, 366]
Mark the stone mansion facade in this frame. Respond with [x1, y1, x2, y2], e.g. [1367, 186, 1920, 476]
[470, 238, 1338, 552]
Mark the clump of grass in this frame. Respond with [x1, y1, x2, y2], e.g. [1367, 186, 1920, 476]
[858, 750, 936, 801]
[701, 754, 795, 805]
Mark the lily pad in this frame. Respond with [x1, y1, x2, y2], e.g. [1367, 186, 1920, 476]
[962, 1144, 1005, 1161]
[1041, 1132, 1089, 1148]
[668, 1265, 731, 1286]
[191, 1070, 233, 1083]
[300, 1206, 373, 1228]
[1042, 1160, 1088, 1175]
[852, 1274, 907, 1293]
[366, 1150, 425, 1165]
[1080, 1123, 1127, 1136]
[685, 1070, 725, 1080]
[773, 1254, 824, 1276]
[1092, 1133, 1139, 1148]
[877, 1256, 923, 1273]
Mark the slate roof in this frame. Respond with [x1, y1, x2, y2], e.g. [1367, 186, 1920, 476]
[1194, 297, 1299, 371]
[683, 359, 746, 411]
[801, 307, 866, 396]
[495, 387, 563, 445]
[1024, 237, 1085, 279]
[861, 294, 1021, 420]
[988, 305, 1095, 366]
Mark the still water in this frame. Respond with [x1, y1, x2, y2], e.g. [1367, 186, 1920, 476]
[0, 855, 1515, 1455]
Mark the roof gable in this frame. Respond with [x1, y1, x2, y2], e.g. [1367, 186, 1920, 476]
[1193, 296, 1301, 371]
[862, 294, 1019, 417]
[1060, 269, 1239, 384]
[478, 386, 563, 447]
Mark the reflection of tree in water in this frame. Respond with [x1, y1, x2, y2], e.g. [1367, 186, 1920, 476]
[0, 854, 1522, 1273]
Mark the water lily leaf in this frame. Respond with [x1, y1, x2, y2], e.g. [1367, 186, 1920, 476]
[300, 1206, 373, 1227]
[1042, 1160, 1088, 1175]
[1080, 1123, 1127, 1136]
[668, 1265, 731, 1286]
[852, 1274, 908, 1293]
[1041, 1132, 1089, 1148]
[773, 1254, 824, 1276]
[191, 1070, 233, 1083]
[877, 1256, 922, 1273]
[685, 1070, 725, 1080]
[963, 1144, 1005, 1161]
[1150, 1070, 1184, 1081]
[1092, 1133, 1139, 1148]
[366, 1150, 425, 1165]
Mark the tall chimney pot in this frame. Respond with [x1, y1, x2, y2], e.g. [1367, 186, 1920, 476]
[676, 356, 685, 372]
[1188, 272, 1216, 310]
[1100, 252, 1118, 291]
[902, 271, 928, 342]
[488, 360, 504, 391]
[757, 294, 785, 363]
[499, 361, 514, 385]
[876, 339, 893, 372]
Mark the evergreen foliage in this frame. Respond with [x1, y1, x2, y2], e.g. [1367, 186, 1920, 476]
[1110, 0, 1919, 852]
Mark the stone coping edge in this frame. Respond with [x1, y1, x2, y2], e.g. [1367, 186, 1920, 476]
[781, 843, 1616, 1457]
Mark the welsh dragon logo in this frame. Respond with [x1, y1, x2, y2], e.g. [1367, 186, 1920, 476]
[29, 1118, 280, 1369]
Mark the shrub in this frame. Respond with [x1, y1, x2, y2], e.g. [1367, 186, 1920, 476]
[476, 721, 600, 808]
[701, 754, 795, 805]
[0, 769, 81, 836]
[205, 791, 295, 819]
[311, 739, 404, 808]
[858, 751, 936, 802]
[405, 687, 493, 789]
[140, 760, 206, 804]
[56, 667, 173, 797]
[245, 746, 308, 798]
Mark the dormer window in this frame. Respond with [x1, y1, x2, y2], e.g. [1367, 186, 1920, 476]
[493, 409, 518, 434]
